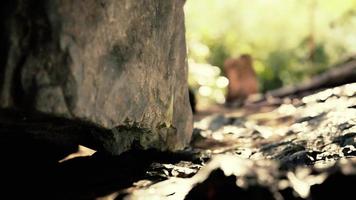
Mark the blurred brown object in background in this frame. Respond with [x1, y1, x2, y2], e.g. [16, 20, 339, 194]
[224, 54, 259, 106]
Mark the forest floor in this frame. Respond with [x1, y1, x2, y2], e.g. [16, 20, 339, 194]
[1, 83, 355, 200]
[119, 82, 356, 200]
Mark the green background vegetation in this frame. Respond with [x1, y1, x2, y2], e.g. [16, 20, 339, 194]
[184, 0, 356, 107]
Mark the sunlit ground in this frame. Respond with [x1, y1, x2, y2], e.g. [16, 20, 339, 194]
[184, 0, 356, 110]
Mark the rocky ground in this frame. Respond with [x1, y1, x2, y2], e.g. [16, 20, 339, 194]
[122, 82, 356, 200]
[1, 83, 355, 200]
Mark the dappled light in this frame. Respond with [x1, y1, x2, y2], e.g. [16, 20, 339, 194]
[0, 1, 355, 199]
[185, 0, 356, 108]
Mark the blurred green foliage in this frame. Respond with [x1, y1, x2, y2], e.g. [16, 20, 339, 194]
[184, 0, 356, 106]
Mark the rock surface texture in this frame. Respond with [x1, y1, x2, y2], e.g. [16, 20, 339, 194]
[124, 83, 356, 200]
[0, 0, 192, 154]
[1, 83, 354, 199]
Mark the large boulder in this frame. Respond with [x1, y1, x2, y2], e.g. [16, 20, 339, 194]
[0, 0, 193, 155]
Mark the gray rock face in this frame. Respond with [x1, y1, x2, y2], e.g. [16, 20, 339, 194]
[0, 0, 193, 154]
